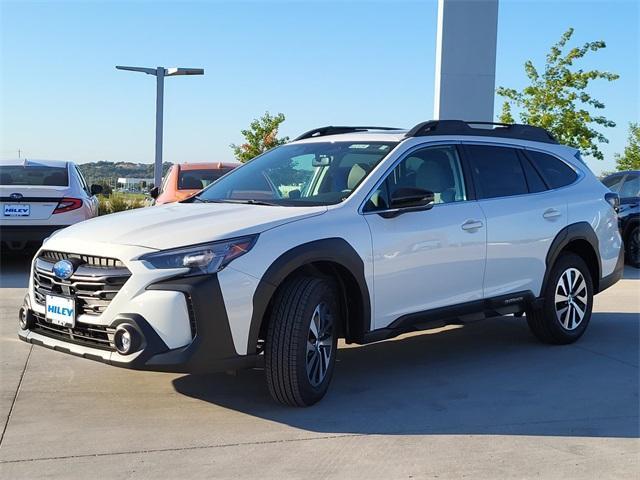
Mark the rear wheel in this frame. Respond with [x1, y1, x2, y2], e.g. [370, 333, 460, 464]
[526, 253, 594, 344]
[625, 224, 640, 268]
[264, 276, 339, 407]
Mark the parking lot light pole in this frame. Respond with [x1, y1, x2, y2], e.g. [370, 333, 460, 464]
[115, 66, 205, 188]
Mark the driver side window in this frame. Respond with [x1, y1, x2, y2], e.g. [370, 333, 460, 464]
[364, 145, 466, 211]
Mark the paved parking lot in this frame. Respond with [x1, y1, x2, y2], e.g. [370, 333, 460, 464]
[0, 253, 638, 479]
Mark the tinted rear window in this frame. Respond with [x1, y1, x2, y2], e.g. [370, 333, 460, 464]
[0, 165, 68, 186]
[466, 145, 529, 199]
[527, 151, 577, 189]
[178, 169, 231, 190]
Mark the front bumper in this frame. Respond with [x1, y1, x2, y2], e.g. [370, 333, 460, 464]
[19, 274, 258, 373]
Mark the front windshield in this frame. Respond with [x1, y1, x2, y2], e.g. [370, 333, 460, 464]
[195, 141, 397, 206]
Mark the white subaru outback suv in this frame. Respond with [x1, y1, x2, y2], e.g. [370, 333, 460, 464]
[18, 121, 624, 406]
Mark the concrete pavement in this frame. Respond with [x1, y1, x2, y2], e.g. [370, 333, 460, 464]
[0, 253, 638, 479]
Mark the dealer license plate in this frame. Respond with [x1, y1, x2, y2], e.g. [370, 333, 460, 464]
[45, 294, 76, 328]
[3, 204, 30, 216]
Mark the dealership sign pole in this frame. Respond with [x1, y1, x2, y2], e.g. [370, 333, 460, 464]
[433, 0, 498, 122]
[116, 66, 204, 189]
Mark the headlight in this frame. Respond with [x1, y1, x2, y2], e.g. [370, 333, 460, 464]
[140, 235, 257, 275]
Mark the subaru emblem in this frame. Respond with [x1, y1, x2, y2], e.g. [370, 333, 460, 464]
[53, 260, 75, 280]
[9, 192, 23, 201]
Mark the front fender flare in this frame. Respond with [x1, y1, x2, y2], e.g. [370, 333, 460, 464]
[246, 238, 371, 353]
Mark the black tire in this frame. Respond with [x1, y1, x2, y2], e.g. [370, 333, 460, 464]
[625, 224, 640, 268]
[526, 253, 594, 345]
[264, 275, 339, 407]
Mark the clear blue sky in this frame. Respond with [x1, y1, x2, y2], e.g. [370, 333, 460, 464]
[1, 0, 638, 174]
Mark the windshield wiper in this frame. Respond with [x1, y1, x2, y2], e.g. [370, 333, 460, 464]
[198, 198, 280, 206]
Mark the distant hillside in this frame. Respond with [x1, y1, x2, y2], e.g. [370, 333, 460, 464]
[78, 161, 173, 185]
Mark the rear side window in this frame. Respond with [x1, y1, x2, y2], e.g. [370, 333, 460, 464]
[0, 165, 69, 186]
[527, 151, 577, 189]
[465, 145, 528, 199]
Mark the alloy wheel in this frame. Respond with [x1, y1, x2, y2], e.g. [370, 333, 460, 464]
[306, 302, 334, 387]
[554, 267, 588, 331]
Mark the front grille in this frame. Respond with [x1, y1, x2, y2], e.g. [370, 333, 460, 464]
[39, 250, 125, 268]
[33, 251, 131, 317]
[31, 310, 116, 351]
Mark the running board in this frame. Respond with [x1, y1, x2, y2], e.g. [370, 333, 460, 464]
[360, 291, 536, 344]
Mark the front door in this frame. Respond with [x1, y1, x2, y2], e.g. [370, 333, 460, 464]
[362, 144, 486, 329]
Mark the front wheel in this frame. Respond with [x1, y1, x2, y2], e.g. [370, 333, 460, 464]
[264, 276, 339, 407]
[526, 253, 594, 344]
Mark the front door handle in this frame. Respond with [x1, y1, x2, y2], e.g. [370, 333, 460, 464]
[543, 208, 562, 220]
[461, 219, 484, 231]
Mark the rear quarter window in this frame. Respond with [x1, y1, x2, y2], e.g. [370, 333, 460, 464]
[527, 151, 577, 189]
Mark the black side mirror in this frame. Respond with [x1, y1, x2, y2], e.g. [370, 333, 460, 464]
[90, 184, 103, 195]
[381, 187, 434, 218]
[149, 186, 160, 199]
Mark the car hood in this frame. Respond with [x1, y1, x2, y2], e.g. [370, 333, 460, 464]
[50, 202, 327, 250]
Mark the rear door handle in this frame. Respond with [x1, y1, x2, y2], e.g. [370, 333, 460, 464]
[543, 208, 562, 219]
[461, 219, 484, 231]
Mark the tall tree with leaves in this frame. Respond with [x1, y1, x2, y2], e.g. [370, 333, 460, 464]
[231, 112, 289, 163]
[497, 28, 619, 160]
[614, 123, 640, 171]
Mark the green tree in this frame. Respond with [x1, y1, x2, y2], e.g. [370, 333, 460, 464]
[497, 28, 619, 160]
[614, 123, 640, 171]
[231, 112, 289, 163]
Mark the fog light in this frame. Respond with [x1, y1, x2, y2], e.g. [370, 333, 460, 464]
[114, 325, 139, 355]
[18, 307, 34, 330]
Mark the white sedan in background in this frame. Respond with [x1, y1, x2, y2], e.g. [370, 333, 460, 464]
[0, 159, 101, 250]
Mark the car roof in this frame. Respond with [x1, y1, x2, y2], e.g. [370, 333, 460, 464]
[177, 162, 240, 171]
[0, 158, 69, 168]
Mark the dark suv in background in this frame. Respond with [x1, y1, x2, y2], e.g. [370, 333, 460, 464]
[602, 170, 640, 267]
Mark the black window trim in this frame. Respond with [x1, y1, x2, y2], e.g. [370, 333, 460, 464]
[359, 141, 475, 215]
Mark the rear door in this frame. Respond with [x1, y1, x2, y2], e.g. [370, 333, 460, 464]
[462, 143, 569, 298]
